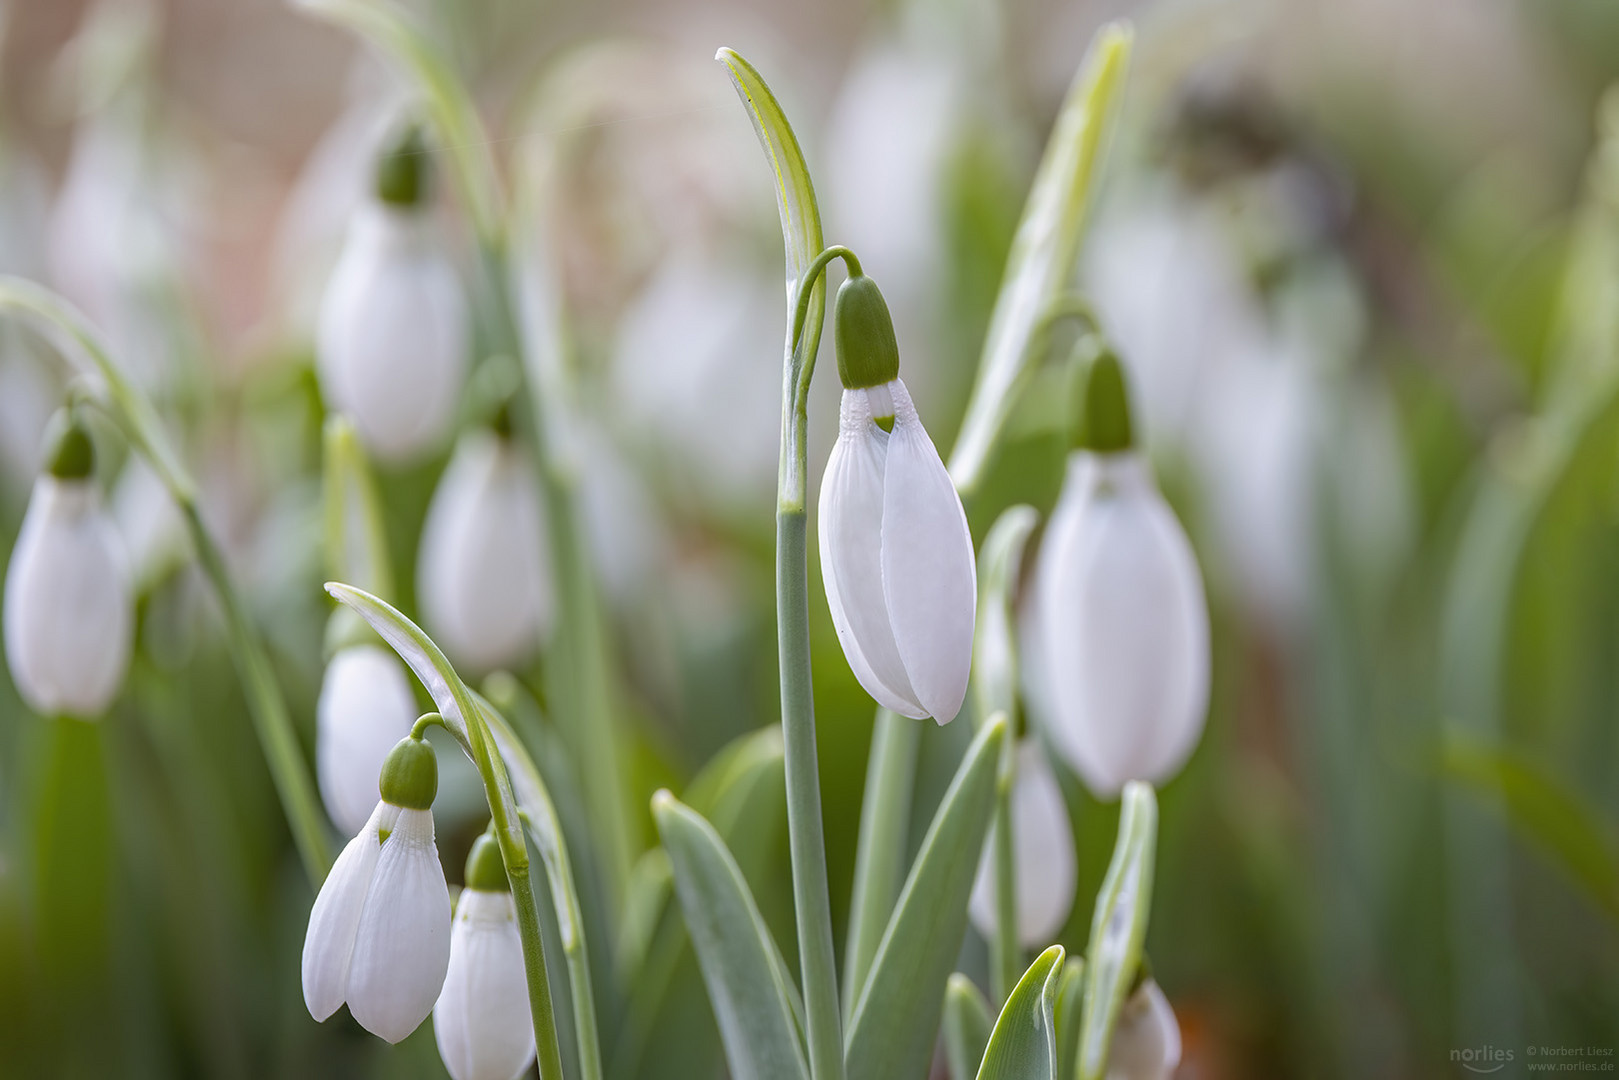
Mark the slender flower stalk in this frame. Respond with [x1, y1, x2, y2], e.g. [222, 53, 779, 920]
[0, 277, 332, 880]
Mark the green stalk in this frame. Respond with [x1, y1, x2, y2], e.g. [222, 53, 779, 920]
[989, 752, 1020, 1005]
[0, 277, 332, 884]
[842, 708, 919, 1022]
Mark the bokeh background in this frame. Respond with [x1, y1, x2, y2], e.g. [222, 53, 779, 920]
[1, 0, 1618, 1076]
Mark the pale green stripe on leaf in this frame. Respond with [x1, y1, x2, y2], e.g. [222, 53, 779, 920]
[975, 946, 1066, 1080]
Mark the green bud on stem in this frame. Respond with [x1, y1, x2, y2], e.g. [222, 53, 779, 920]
[1072, 348, 1134, 453]
[379, 733, 438, 810]
[834, 273, 901, 390]
[463, 832, 510, 892]
[375, 123, 432, 209]
[44, 411, 95, 480]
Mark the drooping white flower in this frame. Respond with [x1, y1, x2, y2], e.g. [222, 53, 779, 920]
[417, 429, 551, 673]
[317, 129, 468, 463]
[317, 643, 419, 837]
[1105, 979, 1181, 1080]
[303, 735, 450, 1044]
[818, 272, 976, 723]
[434, 835, 534, 1080]
[2, 422, 131, 718]
[1025, 353, 1210, 798]
[968, 739, 1076, 947]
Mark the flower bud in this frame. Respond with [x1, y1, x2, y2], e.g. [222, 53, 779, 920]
[819, 376, 975, 722]
[417, 429, 551, 672]
[379, 732, 439, 811]
[833, 273, 901, 391]
[316, 131, 467, 462]
[968, 740, 1076, 947]
[316, 643, 418, 836]
[433, 874, 534, 1080]
[1072, 349, 1134, 453]
[1105, 979, 1181, 1080]
[3, 416, 131, 718]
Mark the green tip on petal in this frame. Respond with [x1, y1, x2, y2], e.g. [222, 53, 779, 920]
[834, 274, 901, 390]
[463, 832, 510, 892]
[43, 411, 95, 480]
[375, 123, 432, 208]
[1073, 349, 1134, 453]
[379, 734, 438, 810]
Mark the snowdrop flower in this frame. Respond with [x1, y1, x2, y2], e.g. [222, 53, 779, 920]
[303, 731, 451, 1042]
[1105, 979, 1181, 1080]
[818, 271, 976, 722]
[317, 125, 468, 462]
[316, 638, 420, 837]
[1026, 353, 1210, 797]
[3, 416, 131, 718]
[968, 740, 1075, 947]
[417, 428, 551, 672]
[434, 834, 535, 1080]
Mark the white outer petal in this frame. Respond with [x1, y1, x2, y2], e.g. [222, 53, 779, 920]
[880, 380, 975, 723]
[347, 807, 452, 1042]
[434, 889, 535, 1080]
[317, 203, 469, 462]
[1038, 453, 1210, 798]
[317, 645, 419, 837]
[2, 478, 132, 718]
[1105, 980, 1181, 1080]
[969, 740, 1076, 947]
[302, 800, 396, 1021]
[819, 389, 925, 717]
[417, 431, 552, 672]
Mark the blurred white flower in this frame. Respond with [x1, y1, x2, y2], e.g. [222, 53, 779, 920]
[317, 644, 419, 837]
[968, 739, 1075, 947]
[433, 837, 534, 1080]
[317, 201, 469, 462]
[417, 430, 551, 673]
[303, 737, 450, 1044]
[3, 425, 131, 718]
[1105, 979, 1182, 1080]
[819, 378, 975, 722]
[1027, 452, 1209, 798]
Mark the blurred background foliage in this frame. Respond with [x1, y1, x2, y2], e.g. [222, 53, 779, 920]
[0, 0, 1617, 1076]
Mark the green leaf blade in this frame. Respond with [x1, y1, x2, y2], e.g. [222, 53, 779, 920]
[653, 792, 811, 1080]
[975, 946, 1066, 1080]
[1077, 782, 1157, 1080]
[943, 975, 994, 1080]
[845, 714, 1008, 1080]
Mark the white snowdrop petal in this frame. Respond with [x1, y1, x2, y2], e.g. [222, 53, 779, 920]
[819, 390, 925, 718]
[317, 205, 468, 462]
[347, 808, 452, 1043]
[3, 479, 132, 718]
[879, 381, 975, 723]
[969, 741, 1076, 948]
[1105, 980, 1181, 1080]
[434, 890, 535, 1080]
[1039, 454, 1210, 797]
[418, 432, 551, 672]
[302, 801, 395, 1021]
[317, 645, 419, 837]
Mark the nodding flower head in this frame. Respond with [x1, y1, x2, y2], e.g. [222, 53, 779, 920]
[302, 731, 451, 1044]
[1106, 978, 1181, 1080]
[818, 272, 975, 723]
[3, 412, 131, 719]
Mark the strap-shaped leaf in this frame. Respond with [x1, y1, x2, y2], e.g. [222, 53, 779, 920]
[943, 975, 994, 1080]
[1052, 959, 1086, 1080]
[1076, 782, 1157, 1080]
[974, 506, 1040, 722]
[654, 792, 811, 1080]
[716, 46, 827, 510]
[975, 946, 1066, 1080]
[949, 24, 1131, 495]
[845, 714, 1008, 1080]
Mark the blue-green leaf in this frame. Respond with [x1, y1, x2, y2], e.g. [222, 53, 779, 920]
[845, 714, 1008, 1080]
[943, 975, 994, 1080]
[949, 23, 1132, 495]
[1052, 960, 1086, 1080]
[976, 946, 1066, 1080]
[1077, 782, 1157, 1080]
[653, 792, 810, 1080]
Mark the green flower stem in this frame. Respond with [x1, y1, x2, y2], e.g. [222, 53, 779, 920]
[0, 277, 332, 884]
[990, 750, 1019, 1005]
[842, 708, 919, 1022]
